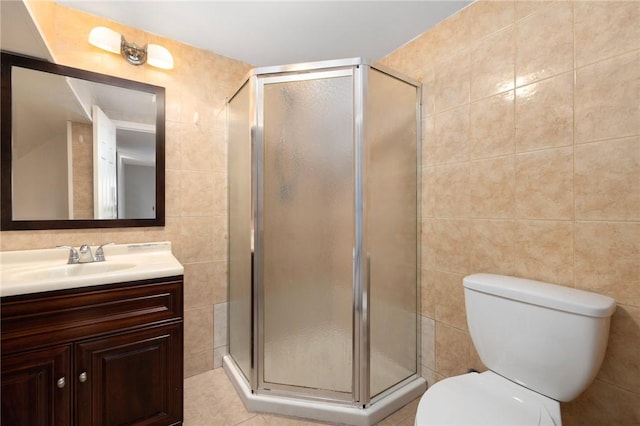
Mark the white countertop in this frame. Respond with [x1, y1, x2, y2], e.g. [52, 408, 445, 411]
[0, 241, 184, 297]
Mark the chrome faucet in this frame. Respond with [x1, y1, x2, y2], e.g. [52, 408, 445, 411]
[58, 243, 114, 264]
[78, 244, 94, 263]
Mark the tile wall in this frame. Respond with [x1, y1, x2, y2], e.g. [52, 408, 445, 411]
[0, 0, 251, 378]
[70, 122, 93, 219]
[380, 1, 639, 424]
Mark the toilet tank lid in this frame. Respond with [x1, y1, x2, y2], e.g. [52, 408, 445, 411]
[463, 274, 616, 318]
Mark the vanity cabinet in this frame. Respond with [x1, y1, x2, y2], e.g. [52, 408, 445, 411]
[0, 276, 184, 426]
[1, 345, 72, 425]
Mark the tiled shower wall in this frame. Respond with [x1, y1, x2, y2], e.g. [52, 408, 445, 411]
[0, 0, 251, 378]
[380, 1, 639, 424]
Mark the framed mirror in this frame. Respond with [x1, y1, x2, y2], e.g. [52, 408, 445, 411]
[1, 52, 165, 230]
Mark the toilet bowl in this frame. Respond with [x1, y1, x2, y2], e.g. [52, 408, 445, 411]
[415, 274, 616, 426]
[415, 372, 560, 426]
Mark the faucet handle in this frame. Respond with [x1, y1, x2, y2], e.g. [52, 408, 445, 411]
[94, 242, 114, 262]
[57, 245, 79, 264]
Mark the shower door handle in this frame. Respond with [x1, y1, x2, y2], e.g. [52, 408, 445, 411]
[366, 254, 371, 289]
[364, 253, 371, 314]
[362, 252, 371, 402]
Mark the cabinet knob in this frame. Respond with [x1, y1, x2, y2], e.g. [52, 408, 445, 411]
[56, 377, 66, 389]
[79, 372, 88, 383]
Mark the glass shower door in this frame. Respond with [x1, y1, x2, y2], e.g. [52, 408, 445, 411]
[258, 70, 355, 396]
[365, 69, 419, 398]
[228, 82, 252, 381]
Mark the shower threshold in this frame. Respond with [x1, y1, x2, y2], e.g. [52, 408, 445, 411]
[223, 356, 427, 426]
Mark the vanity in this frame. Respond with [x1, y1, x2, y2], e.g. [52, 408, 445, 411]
[0, 242, 184, 426]
[1, 22, 182, 425]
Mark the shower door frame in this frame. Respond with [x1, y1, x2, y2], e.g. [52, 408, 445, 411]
[253, 62, 363, 404]
[229, 57, 422, 409]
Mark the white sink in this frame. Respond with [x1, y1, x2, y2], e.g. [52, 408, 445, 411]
[12, 262, 138, 281]
[0, 242, 184, 297]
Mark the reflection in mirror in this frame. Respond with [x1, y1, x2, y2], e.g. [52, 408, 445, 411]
[1, 52, 165, 230]
[13, 67, 156, 220]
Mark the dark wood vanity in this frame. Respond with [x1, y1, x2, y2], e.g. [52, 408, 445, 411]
[0, 276, 184, 426]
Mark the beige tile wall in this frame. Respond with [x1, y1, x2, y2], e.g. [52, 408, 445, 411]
[381, 1, 640, 424]
[70, 122, 93, 219]
[0, 1, 251, 378]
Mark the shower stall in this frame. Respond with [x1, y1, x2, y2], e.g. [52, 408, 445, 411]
[225, 58, 424, 425]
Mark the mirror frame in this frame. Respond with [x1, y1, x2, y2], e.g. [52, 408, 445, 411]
[1, 51, 165, 230]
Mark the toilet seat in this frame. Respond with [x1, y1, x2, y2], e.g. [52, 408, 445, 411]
[415, 372, 561, 426]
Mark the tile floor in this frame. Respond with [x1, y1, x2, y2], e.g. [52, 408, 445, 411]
[184, 368, 419, 426]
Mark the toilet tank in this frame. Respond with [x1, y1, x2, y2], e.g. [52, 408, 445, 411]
[463, 274, 616, 402]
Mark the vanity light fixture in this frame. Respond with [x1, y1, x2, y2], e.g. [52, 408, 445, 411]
[88, 26, 174, 70]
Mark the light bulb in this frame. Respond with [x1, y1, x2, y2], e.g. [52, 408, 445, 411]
[88, 27, 121, 54]
[147, 44, 174, 70]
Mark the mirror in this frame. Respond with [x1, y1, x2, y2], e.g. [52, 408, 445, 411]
[1, 52, 165, 230]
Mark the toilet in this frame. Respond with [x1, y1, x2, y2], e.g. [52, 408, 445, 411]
[415, 273, 616, 426]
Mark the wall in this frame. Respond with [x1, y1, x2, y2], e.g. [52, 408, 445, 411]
[71, 121, 93, 219]
[380, 1, 639, 424]
[122, 163, 155, 218]
[0, 1, 252, 378]
[13, 133, 69, 219]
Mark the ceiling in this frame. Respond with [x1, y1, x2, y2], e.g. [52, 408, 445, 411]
[0, 1, 54, 61]
[57, 1, 472, 67]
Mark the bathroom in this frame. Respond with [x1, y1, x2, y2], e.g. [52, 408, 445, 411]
[0, 1, 638, 425]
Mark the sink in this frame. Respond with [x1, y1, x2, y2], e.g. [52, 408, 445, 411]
[12, 262, 137, 281]
[0, 242, 184, 297]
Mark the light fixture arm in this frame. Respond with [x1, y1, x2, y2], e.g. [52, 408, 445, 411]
[120, 37, 147, 66]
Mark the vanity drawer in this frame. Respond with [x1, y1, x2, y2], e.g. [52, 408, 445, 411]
[0, 276, 183, 355]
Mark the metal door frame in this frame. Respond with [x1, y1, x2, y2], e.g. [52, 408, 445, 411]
[253, 66, 359, 403]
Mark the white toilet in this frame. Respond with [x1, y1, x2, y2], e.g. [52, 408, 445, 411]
[415, 273, 616, 426]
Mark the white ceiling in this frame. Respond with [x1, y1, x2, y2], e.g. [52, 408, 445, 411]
[0, 0, 54, 61]
[57, 1, 472, 67]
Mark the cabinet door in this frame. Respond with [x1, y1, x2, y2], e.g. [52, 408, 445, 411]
[1, 345, 72, 426]
[75, 323, 183, 426]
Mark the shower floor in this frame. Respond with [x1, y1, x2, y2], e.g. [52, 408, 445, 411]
[184, 367, 420, 425]
[264, 336, 415, 399]
[262, 307, 417, 397]
[224, 355, 425, 426]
